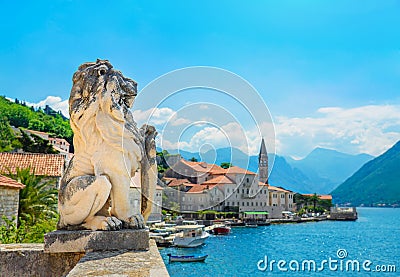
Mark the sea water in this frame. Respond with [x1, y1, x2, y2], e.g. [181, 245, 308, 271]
[159, 208, 400, 276]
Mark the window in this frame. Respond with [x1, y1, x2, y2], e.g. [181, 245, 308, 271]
[247, 202, 249, 206]
[242, 189, 245, 194]
[227, 188, 230, 193]
[246, 189, 249, 194]
[246, 178, 249, 183]
[256, 202, 258, 206]
[242, 202, 245, 206]
[281, 194, 284, 198]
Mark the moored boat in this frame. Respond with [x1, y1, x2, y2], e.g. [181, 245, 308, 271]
[167, 253, 208, 262]
[173, 225, 210, 247]
[212, 224, 231, 235]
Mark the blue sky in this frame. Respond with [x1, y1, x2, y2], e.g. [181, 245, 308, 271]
[1, 1, 400, 157]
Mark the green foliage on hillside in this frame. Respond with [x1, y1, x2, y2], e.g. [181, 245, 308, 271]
[0, 96, 72, 150]
[332, 141, 400, 206]
[19, 131, 59, 154]
[0, 116, 22, 152]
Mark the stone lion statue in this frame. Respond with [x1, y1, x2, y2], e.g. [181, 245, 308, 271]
[58, 59, 157, 231]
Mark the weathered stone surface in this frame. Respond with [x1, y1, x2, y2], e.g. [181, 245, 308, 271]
[67, 240, 169, 277]
[44, 229, 149, 253]
[58, 59, 157, 231]
[0, 243, 84, 277]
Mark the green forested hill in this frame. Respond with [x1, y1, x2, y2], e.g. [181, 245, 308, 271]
[332, 141, 400, 206]
[0, 96, 72, 152]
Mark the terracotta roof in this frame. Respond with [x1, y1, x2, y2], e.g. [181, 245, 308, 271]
[167, 178, 192, 187]
[0, 175, 25, 189]
[0, 153, 65, 177]
[181, 160, 225, 174]
[156, 185, 164, 190]
[161, 177, 176, 185]
[202, 175, 235, 185]
[187, 184, 217, 193]
[268, 185, 289, 192]
[303, 194, 332, 200]
[225, 166, 256, 175]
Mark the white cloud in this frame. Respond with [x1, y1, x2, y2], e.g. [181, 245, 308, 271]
[155, 104, 400, 157]
[159, 121, 275, 156]
[132, 107, 191, 127]
[10, 96, 69, 118]
[274, 104, 400, 156]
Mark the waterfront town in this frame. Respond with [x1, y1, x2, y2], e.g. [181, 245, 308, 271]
[1, 129, 336, 228]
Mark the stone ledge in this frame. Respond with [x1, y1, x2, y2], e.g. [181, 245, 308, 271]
[0, 244, 84, 277]
[67, 240, 169, 277]
[44, 229, 149, 253]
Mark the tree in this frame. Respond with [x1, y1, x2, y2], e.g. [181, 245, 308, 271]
[220, 162, 232, 169]
[18, 131, 59, 154]
[0, 116, 17, 152]
[310, 193, 319, 212]
[7, 167, 58, 225]
[28, 119, 45, 131]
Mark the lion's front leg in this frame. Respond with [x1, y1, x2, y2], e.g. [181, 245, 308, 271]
[108, 173, 145, 229]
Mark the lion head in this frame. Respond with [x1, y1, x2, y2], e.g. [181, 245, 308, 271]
[69, 59, 138, 120]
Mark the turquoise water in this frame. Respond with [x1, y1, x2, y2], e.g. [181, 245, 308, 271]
[159, 208, 400, 276]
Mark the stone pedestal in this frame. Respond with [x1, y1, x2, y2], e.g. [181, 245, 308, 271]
[44, 229, 149, 253]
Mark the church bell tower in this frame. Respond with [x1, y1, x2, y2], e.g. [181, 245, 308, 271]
[258, 138, 268, 184]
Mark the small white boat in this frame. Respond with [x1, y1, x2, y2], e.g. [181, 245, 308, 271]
[173, 225, 210, 248]
[167, 253, 208, 262]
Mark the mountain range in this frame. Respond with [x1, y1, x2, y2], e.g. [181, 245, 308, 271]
[286, 148, 373, 193]
[162, 147, 373, 194]
[332, 141, 400, 206]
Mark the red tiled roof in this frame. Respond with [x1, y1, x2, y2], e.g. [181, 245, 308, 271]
[181, 160, 225, 174]
[0, 175, 25, 189]
[156, 185, 164, 190]
[167, 178, 192, 187]
[225, 166, 256, 175]
[202, 175, 235, 185]
[187, 184, 217, 193]
[268, 185, 289, 192]
[0, 153, 65, 177]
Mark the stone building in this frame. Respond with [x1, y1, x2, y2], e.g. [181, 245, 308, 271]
[162, 140, 296, 219]
[0, 175, 25, 225]
[129, 173, 164, 222]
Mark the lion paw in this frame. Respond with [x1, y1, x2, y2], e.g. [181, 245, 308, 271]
[122, 214, 145, 229]
[104, 216, 123, 231]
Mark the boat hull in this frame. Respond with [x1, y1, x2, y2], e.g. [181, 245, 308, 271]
[168, 254, 208, 262]
[213, 227, 231, 235]
[173, 234, 209, 247]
